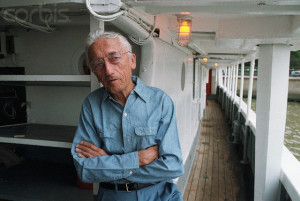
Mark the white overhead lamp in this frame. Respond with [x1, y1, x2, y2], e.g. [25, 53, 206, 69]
[176, 15, 192, 46]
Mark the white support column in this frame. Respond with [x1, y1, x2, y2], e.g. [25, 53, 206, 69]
[212, 69, 217, 94]
[230, 65, 234, 98]
[224, 66, 228, 92]
[246, 58, 255, 124]
[199, 64, 204, 119]
[216, 68, 220, 87]
[227, 65, 230, 93]
[231, 65, 235, 99]
[234, 63, 239, 102]
[90, 16, 104, 92]
[228, 65, 232, 96]
[219, 68, 223, 87]
[215, 69, 217, 88]
[255, 44, 290, 201]
[232, 64, 237, 100]
[239, 60, 245, 111]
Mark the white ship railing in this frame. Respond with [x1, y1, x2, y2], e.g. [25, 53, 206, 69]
[217, 59, 300, 201]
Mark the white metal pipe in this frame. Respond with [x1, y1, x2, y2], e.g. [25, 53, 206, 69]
[110, 15, 155, 85]
[246, 57, 255, 125]
[239, 60, 245, 111]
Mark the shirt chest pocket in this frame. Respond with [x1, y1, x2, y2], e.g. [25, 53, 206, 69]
[134, 124, 158, 150]
[98, 129, 123, 154]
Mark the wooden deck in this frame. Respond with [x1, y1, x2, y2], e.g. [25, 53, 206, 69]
[183, 99, 240, 201]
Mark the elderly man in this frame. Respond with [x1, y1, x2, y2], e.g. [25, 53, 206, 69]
[71, 31, 184, 201]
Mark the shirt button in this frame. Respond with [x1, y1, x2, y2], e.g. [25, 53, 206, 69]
[124, 113, 128, 117]
[130, 171, 133, 175]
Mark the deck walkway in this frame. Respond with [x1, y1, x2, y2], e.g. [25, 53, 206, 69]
[183, 99, 241, 201]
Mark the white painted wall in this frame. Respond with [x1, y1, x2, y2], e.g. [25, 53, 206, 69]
[148, 38, 201, 163]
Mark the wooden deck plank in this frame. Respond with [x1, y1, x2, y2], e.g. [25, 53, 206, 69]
[203, 113, 214, 201]
[195, 121, 209, 201]
[218, 109, 227, 201]
[189, 133, 207, 201]
[183, 152, 197, 201]
[183, 100, 240, 201]
[211, 106, 219, 201]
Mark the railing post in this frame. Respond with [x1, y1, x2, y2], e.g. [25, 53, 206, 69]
[226, 66, 231, 118]
[219, 68, 223, 87]
[222, 67, 227, 109]
[246, 57, 255, 124]
[229, 64, 235, 122]
[233, 63, 239, 119]
[239, 60, 245, 113]
[224, 66, 228, 91]
[231, 64, 237, 122]
[234, 62, 239, 102]
[254, 44, 290, 201]
[218, 68, 223, 103]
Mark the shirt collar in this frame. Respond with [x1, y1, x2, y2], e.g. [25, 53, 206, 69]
[101, 76, 149, 105]
[102, 89, 111, 105]
[132, 76, 149, 103]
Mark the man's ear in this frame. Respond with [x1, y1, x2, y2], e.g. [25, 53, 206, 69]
[130, 53, 136, 70]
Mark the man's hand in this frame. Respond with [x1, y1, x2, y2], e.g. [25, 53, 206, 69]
[138, 145, 159, 166]
[75, 141, 108, 158]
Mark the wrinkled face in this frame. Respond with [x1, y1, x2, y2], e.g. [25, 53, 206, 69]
[88, 37, 136, 95]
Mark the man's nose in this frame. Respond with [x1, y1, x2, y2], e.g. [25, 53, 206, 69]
[103, 59, 115, 74]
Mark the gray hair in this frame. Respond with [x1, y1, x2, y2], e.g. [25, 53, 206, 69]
[85, 30, 132, 68]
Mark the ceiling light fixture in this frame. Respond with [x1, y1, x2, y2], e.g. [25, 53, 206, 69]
[176, 15, 192, 46]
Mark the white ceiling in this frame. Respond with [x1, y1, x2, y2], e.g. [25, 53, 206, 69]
[1, 0, 300, 65]
[124, 0, 300, 65]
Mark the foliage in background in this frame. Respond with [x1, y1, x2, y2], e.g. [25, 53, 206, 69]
[239, 50, 300, 75]
[290, 51, 300, 70]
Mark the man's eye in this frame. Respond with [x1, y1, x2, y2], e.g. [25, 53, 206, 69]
[95, 61, 104, 68]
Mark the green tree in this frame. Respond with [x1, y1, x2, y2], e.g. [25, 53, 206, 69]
[290, 51, 300, 70]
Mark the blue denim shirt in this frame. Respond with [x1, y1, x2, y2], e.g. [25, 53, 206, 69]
[71, 76, 184, 183]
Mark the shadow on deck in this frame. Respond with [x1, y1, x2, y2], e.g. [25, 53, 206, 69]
[183, 99, 248, 201]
